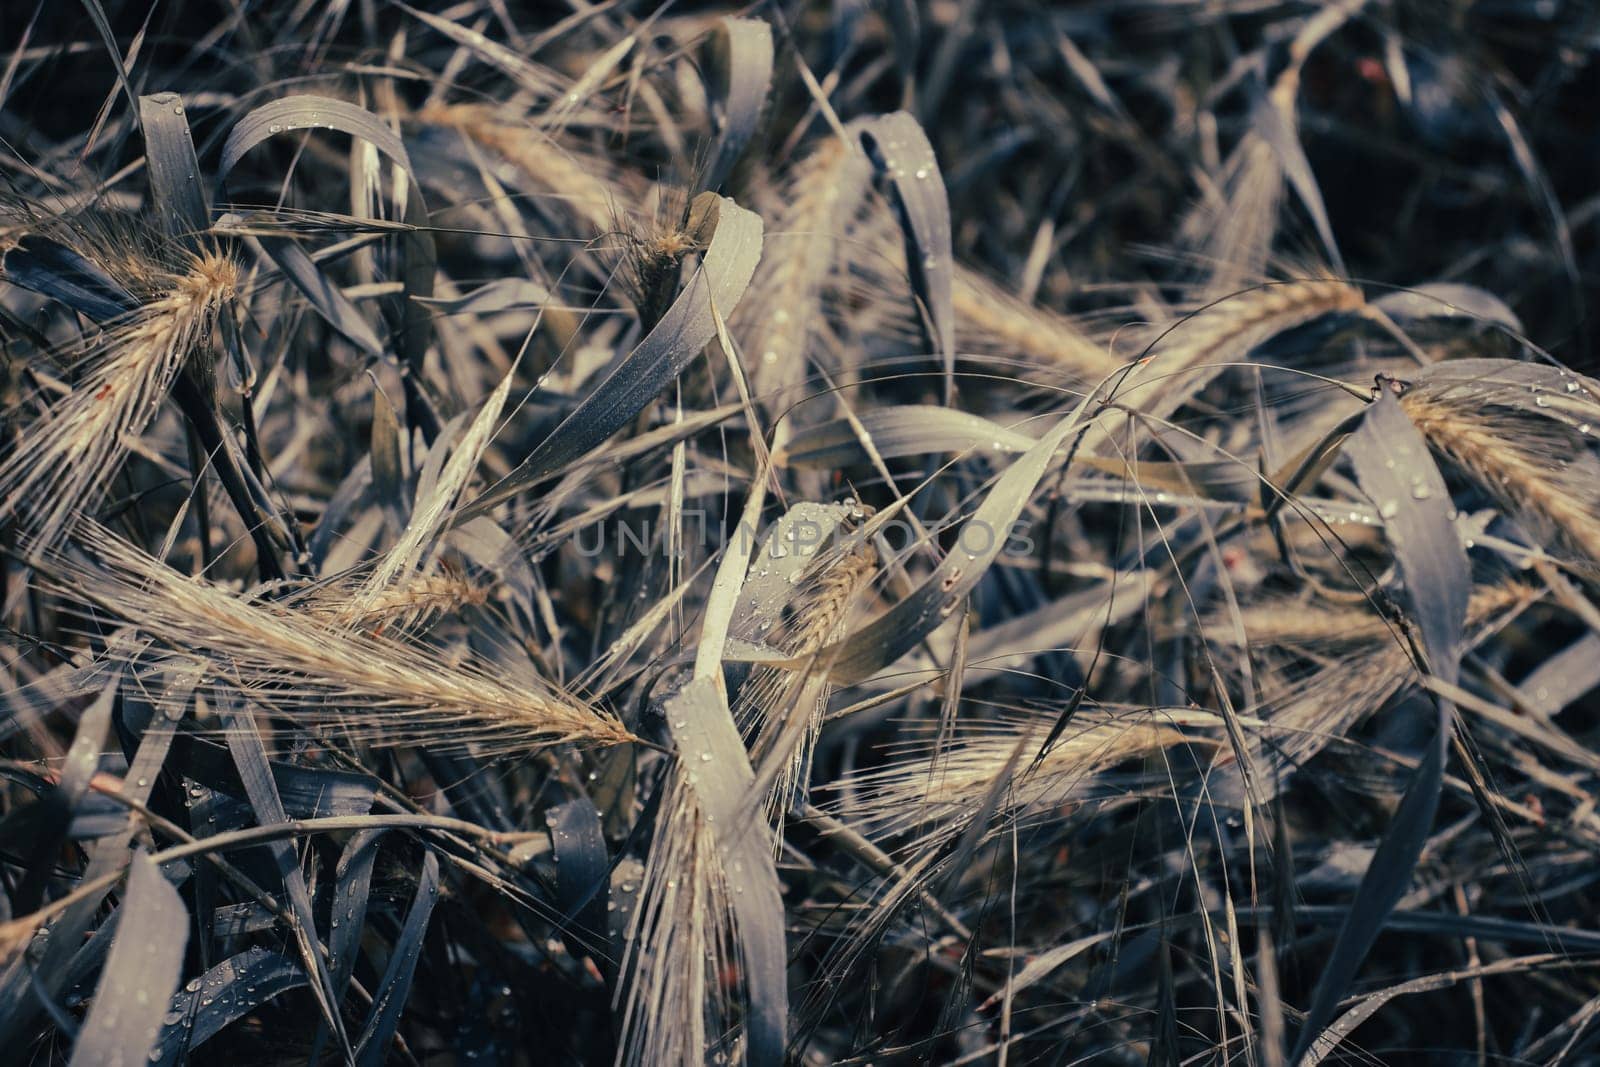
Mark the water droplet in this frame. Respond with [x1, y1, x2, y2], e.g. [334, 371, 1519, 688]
[172, 104, 184, 115]
[268, 124, 281, 134]
[1378, 500, 1400, 519]
[1411, 483, 1432, 500]
[914, 167, 929, 180]
[699, 751, 713, 763]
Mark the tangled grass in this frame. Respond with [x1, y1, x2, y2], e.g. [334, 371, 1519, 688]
[2, 1, 1599, 1064]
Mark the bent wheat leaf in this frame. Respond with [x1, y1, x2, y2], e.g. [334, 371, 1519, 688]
[151, 948, 305, 1063]
[775, 407, 1037, 468]
[823, 395, 1094, 684]
[220, 701, 349, 1051]
[547, 797, 611, 962]
[619, 678, 785, 1065]
[460, 192, 762, 517]
[1290, 385, 1467, 1065]
[354, 851, 440, 1067]
[702, 17, 774, 190]
[855, 113, 955, 403]
[1, 236, 136, 321]
[1374, 283, 1522, 332]
[667, 678, 786, 1066]
[219, 95, 436, 368]
[139, 93, 209, 247]
[69, 853, 187, 1067]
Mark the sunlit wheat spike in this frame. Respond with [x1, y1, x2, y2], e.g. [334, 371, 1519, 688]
[0, 248, 239, 548]
[615, 771, 735, 1067]
[738, 534, 880, 827]
[1076, 277, 1365, 457]
[831, 710, 1191, 848]
[1128, 277, 1363, 388]
[1401, 384, 1600, 563]
[414, 102, 623, 236]
[40, 523, 633, 754]
[951, 266, 1121, 378]
[299, 569, 491, 633]
[1229, 582, 1536, 778]
[743, 134, 873, 404]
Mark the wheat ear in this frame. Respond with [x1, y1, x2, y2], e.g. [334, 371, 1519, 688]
[42, 524, 632, 753]
[743, 135, 873, 403]
[415, 103, 622, 236]
[0, 250, 238, 546]
[1401, 387, 1600, 562]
